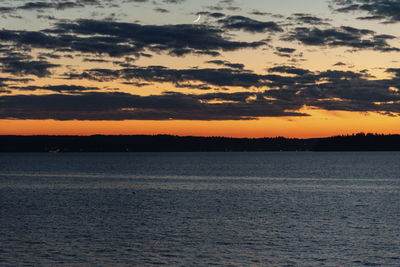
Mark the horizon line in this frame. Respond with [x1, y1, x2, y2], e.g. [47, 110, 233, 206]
[1, 132, 400, 140]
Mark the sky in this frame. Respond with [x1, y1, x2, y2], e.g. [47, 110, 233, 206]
[0, 0, 399, 138]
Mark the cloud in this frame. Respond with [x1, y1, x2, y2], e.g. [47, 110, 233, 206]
[206, 0, 241, 12]
[55, 19, 266, 56]
[276, 47, 296, 54]
[249, 10, 272, 16]
[217, 15, 283, 33]
[0, 19, 267, 59]
[0, 28, 139, 57]
[333, 61, 346, 66]
[0, 0, 108, 13]
[58, 63, 400, 117]
[154, 7, 169, 13]
[65, 65, 270, 88]
[205, 60, 245, 70]
[268, 66, 311, 76]
[3, 61, 400, 119]
[274, 47, 298, 58]
[264, 67, 400, 115]
[332, 0, 400, 23]
[284, 26, 399, 52]
[9, 84, 101, 93]
[0, 52, 59, 77]
[0, 76, 33, 93]
[287, 13, 331, 25]
[0, 91, 307, 120]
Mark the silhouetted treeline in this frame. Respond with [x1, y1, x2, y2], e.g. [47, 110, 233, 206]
[0, 133, 399, 152]
[313, 133, 400, 151]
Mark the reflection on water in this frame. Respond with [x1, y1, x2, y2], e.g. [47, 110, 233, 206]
[1, 152, 400, 266]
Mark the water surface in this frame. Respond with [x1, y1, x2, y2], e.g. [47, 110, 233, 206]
[1, 152, 400, 266]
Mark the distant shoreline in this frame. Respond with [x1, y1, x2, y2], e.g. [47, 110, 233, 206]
[1, 133, 400, 152]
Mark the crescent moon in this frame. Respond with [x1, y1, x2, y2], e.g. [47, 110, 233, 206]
[193, 15, 201, 23]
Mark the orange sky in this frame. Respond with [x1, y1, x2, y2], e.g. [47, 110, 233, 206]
[2, 109, 399, 138]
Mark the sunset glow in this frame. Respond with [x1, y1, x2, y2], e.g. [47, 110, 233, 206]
[1, 0, 399, 137]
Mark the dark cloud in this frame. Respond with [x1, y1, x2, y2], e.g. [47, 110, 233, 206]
[274, 47, 297, 58]
[19, 1, 82, 10]
[194, 91, 255, 102]
[195, 12, 225, 18]
[62, 64, 377, 94]
[127, 0, 185, 3]
[0, 77, 33, 84]
[9, 84, 101, 93]
[83, 58, 110, 63]
[0, 28, 139, 57]
[276, 47, 296, 54]
[174, 83, 213, 90]
[153, 7, 169, 13]
[284, 26, 399, 52]
[0, 19, 266, 59]
[217, 15, 282, 33]
[65, 65, 269, 88]
[386, 68, 400, 77]
[264, 67, 400, 116]
[206, 0, 241, 12]
[333, 61, 346, 66]
[4, 64, 400, 120]
[268, 66, 311, 76]
[3, 61, 400, 119]
[0, 0, 108, 13]
[0, 77, 33, 93]
[59, 62, 400, 115]
[287, 13, 331, 25]
[55, 19, 266, 56]
[249, 10, 272, 16]
[0, 52, 59, 77]
[0, 91, 307, 121]
[122, 81, 152, 87]
[332, 0, 400, 23]
[205, 60, 245, 70]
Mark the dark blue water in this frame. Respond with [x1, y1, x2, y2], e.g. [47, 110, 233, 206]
[1, 152, 400, 266]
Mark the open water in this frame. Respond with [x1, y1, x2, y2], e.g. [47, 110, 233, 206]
[1, 152, 400, 266]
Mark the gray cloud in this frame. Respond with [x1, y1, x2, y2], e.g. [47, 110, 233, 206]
[2, 63, 400, 119]
[205, 60, 245, 70]
[287, 13, 331, 25]
[332, 0, 400, 23]
[9, 84, 101, 93]
[0, 19, 267, 59]
[59, 63, 400, 117]
[0, 0, 108, 13]
[217, 15, 283, 33]
[0, 52, 59, 77]
[0, 91, 307, 120]
[65, 66, 269, 88]
[284, 26, 399, 52]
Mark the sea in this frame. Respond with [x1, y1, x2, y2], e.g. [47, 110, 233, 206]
[1, 152, 400, 266]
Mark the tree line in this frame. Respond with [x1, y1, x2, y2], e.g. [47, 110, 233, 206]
[0, 133, 399, 152]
